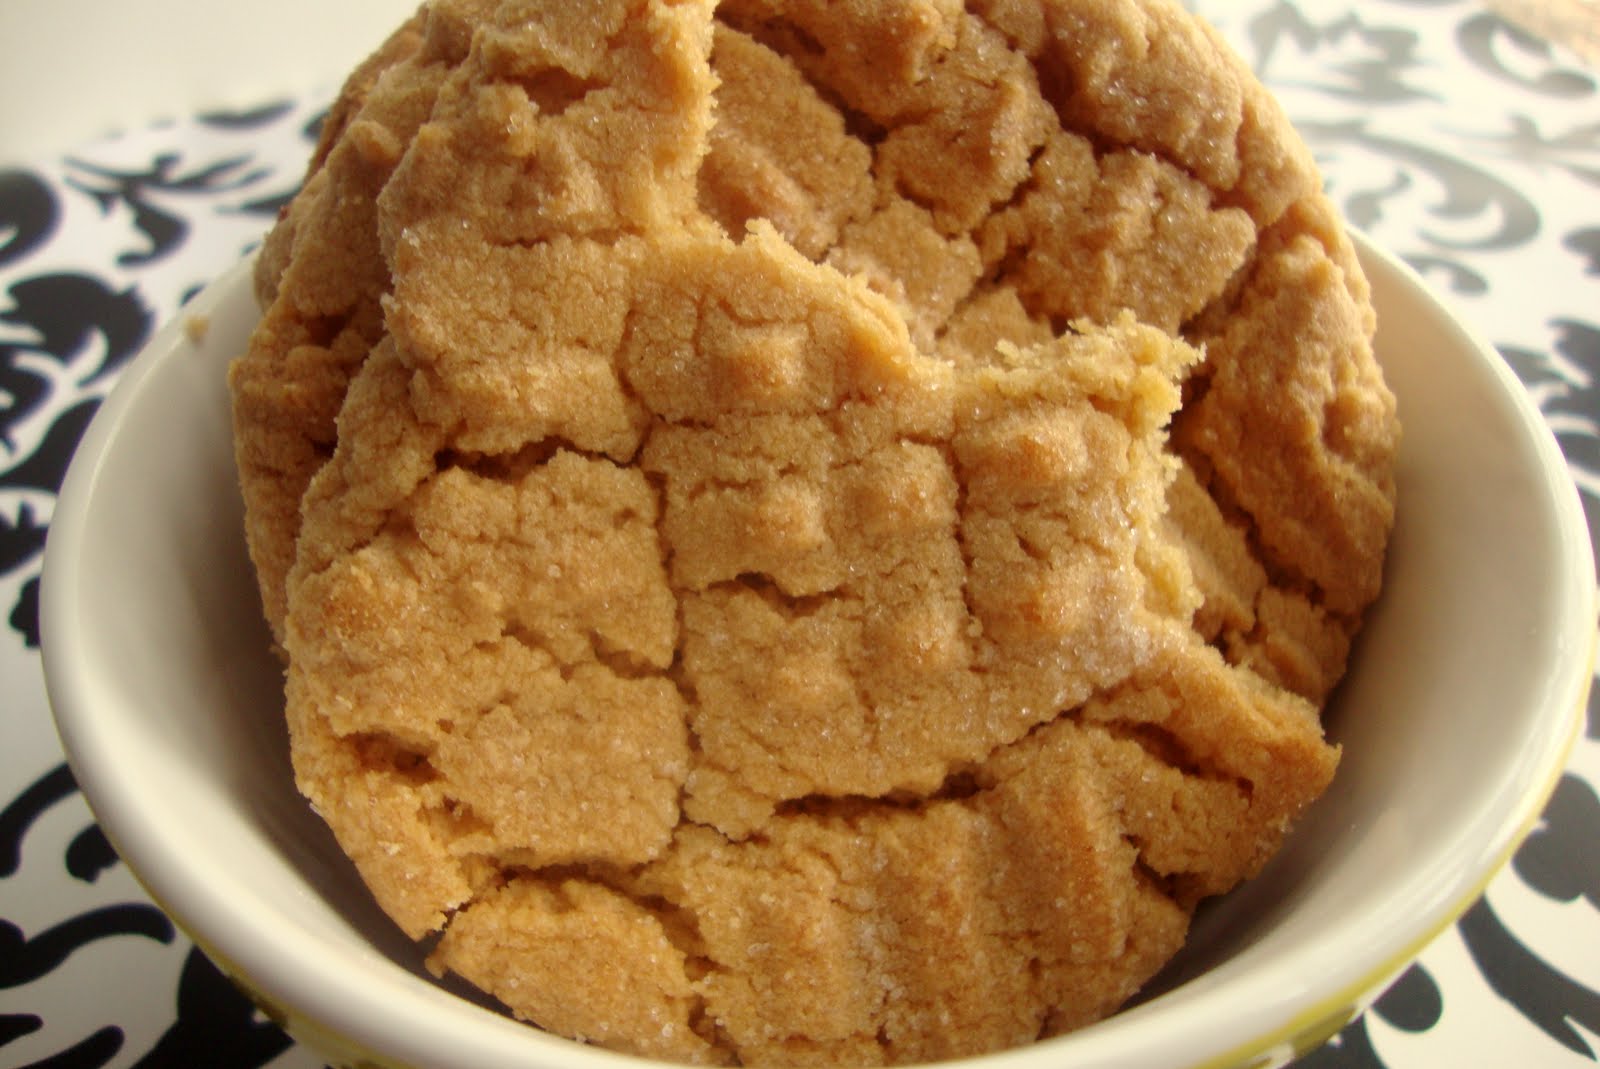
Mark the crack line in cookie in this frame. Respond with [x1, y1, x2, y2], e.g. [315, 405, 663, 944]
[962, 5, 1238, 202]
[346, 729, 441, 784]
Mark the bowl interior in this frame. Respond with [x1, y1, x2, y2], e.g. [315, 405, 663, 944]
[41, 234, 1595, 1069]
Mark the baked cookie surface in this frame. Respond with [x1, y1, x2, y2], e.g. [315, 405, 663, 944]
[230, 0, 1399, 1063]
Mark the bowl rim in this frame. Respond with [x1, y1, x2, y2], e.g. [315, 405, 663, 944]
[39, 231, 1598, 1069]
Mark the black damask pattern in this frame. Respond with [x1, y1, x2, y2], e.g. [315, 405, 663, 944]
[0, 765, 78, 876]
[1, 100, 324, 1069]
[1498, 317, 1600, 592]
[1295, 965, 1444, 1068]
[1, 1013, 42, 1047]
[1458, 897, 1600, 1058]
[64, 154, 279, 268]
[128, 949, 296, 1069]
[1246, 2, 1437, 102]
[1456, 12, 1598, 97]
[0, 172, 59, 269]
[1469, 114, 1600, 188]
[1, 907, 177, 989]
[0, 760, 301, 1068]
[1568, 227, 1600, 276]
[197, 101, 299, 131]
[0, 260, 152, 645]
[1516, 774, 1600, 907]
[0, 765, 118, 887]
[10, 1025, 124, 1069]
[1302, 118, 1541, 252]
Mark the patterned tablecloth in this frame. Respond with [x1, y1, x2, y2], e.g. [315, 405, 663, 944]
[2, 2, 1596, 1067]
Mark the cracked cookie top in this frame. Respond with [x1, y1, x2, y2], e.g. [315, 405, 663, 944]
[229, 0, 1398, 1064]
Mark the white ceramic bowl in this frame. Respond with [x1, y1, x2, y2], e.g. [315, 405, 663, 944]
[41, 232, 1596, 1069]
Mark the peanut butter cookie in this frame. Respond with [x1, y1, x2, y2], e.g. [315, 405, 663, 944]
[230, 0, 1398, 1063]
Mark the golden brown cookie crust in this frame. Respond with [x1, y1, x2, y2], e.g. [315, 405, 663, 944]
[231, 0, 1398, 1063]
